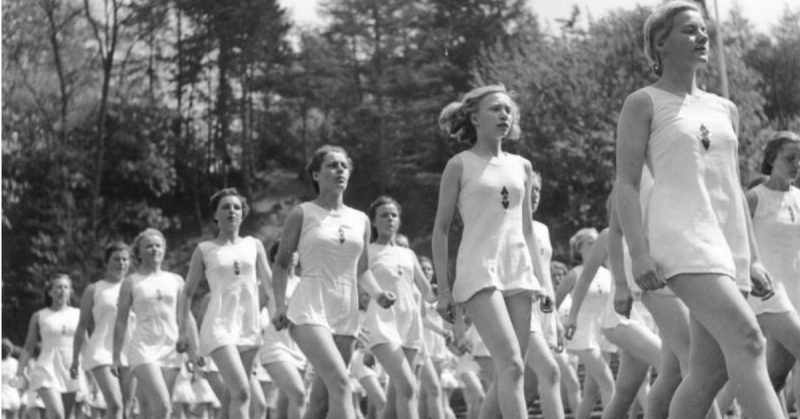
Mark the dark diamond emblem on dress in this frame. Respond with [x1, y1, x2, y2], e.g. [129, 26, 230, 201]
[338, 226, 346, 244]
[699, 124, 711, 151]
[501, 186, 510, 209]
[156, 289, 163, 301]
[234, 260, 241, 275]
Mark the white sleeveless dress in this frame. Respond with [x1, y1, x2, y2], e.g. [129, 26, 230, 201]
[454, 151, 540, 303]
[565, 266, 611, 352]
[533, 221, 553, 339]
[287, 202, 368, 336]
[420, 301, 449, 362]
[2, 357, 21, 411]
[260, 275, 306, 369]
[83, 280, 129, 370]
[30, 307, 80, 392]
[363, 244, 423, 350]
[198, 237, 262, 355]
[125, 271, 182, 369]
[642, 87, 750, 290]
[748, 184, 800, 314]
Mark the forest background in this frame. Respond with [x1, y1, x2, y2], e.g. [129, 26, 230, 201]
[2, 0, 799, 343]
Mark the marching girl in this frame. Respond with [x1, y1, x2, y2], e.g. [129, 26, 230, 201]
[270, 145, 396, 419]
[362, 196, 436, 419]
[113, 228, 189, 419]
[70, 242, 133, 419]
[179, 188, 271, 419]
[616, 1, 783, 417]
[16, 274, 81, 419]
[433, 85, 552, 419]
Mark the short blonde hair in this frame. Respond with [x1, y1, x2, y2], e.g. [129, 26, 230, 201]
[569, 227, 599, 263]
[643, 1, 703, 75]
[438, 85, 521, 144]
[131, 228, 166, 263]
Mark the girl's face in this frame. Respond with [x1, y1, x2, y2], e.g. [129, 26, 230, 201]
[215, 195, 244, 229]
[531, 176, 542, 213]
[659, 10, 709, 68]
[374, 203, 400, 240]
[551, 265, 567, 287]
[138, 234, 165, 266]
[107, 250, 130, 279]
[578, 237, 596, 259]
[49, 277, 72, 306]
[420, 260, 434, 281]
[473, 93, 514, 141]
[771, 142, 800, 182]
[314, 152, 350, 193]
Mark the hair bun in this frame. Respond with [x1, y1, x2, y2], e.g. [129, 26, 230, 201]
[438, 101, 466, 139]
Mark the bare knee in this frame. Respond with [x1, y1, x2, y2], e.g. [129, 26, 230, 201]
[150, 400, 171, 418]
[230, 384, 251, 405]
[538, 360, 561, 386]
[732, 324, 766, 359]
[396, 378, 418, 400]
[425, 378, 442, 398]
[325, 373, 351, 398]
[497, 356, 525, 381]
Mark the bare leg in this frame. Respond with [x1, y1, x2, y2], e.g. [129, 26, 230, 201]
[525, 331, 564, 419]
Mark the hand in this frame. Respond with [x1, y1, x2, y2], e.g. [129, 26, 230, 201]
[443, 329, 454, 346]
[631, 253, 666, 291]
[271, 306, 291, 331]
[111, 359, 122, 377]
[436, 291, 456, 324]
[375, 291, 397, 309]
[563, 316, 577, 341]
[69, 360, 80, 379]
[614, 285, 633, 318]
[750, 261, 775, 300]
[539, 294, 554, 314]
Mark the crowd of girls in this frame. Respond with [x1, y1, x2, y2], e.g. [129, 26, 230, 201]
[3, 2, 800, 419]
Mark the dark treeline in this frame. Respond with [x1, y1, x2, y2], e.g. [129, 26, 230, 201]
[2, 0, 799, 342]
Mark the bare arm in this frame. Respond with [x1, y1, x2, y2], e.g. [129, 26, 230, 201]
[608, 201, 634, 317]
[254, 239, 274, 311]
[567, 231, 609, 326]
[556, 268, 579, 308]
[112, 278, 133, 366]
[271, 207, 303, 329]
[71, 283, 96, 375]
[356, 218, 395, 308]
[432, 157, 462, 321]
[16, 311, 40, 378]
[179, 247, 205, 349]
[615, 90, 664, 290]
[521, 159, 549, 296]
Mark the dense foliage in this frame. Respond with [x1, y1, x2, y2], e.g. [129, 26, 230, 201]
[3, 0, 799, 343]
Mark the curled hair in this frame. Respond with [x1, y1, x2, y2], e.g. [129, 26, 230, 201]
[104, 241, 130, 263]
[569, 228, 599, 263]
[131, 228, 166, 263]
[44, 273, 71, 307]
[438, 85, 521, 145]
[210, 188, 250, 222]
[761, 131, 800, 175]
[305, 145, 352, 194]
[643, 1, 702, 76]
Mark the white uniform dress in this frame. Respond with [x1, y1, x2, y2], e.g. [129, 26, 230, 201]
[2, 357, 21, 411]
[643, 87, 750, 290]
[565, 266, 611, 352]
[260, 275, 306, 369]
[748, 184, 800, 314]
[421, 301, 449, 362]
[454, 151, 540, 303]
[30, 307, 81, 392]
[363, 244, 423, 350]
[125, 271, 182, 369]
[83, 280, 129, 370]
[287, 202, 368, 336]
[198, 237, 262, 355]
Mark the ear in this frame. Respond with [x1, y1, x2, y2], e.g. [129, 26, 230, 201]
[470, 112, 479, 126]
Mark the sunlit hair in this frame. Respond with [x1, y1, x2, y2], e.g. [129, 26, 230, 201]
[44, 273, 71, 307]
[210, 187, 250, 222]
[531, 170, 542, 184]
[569, 227, 599, 263]
[305, 145, 353, 194]
[131, 228, 166, 263]
[104, 241, 130, 263]
[550, 260, 569, 286]
[438, 84, 521, 145]
[643, 0, 703, 76]
[761, 131, 800, 175]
